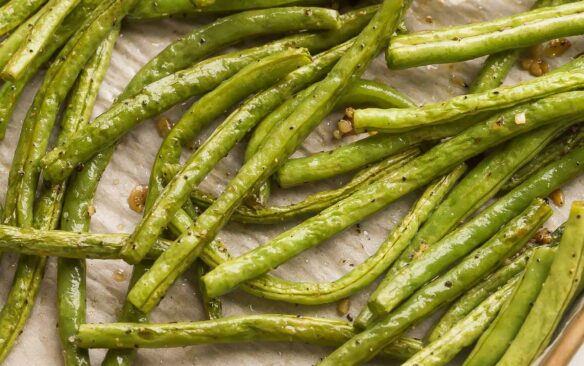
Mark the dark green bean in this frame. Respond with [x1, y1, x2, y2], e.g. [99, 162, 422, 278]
[194, 261, 223, 320]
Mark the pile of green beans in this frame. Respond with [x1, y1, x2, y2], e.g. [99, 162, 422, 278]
[1, 0, 584, 364]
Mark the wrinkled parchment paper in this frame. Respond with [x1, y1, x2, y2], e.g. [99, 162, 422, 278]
[0, 0, 583, 364]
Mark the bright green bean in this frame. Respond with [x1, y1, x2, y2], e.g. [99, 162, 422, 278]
[57, 28, 118, 366]
[40, 6, 379, 184]
[319, 200, 551, 366]
[0, 0, 47, 37]
[1, 0, 82, 80]
[189, 149, 419, 225]
[464, 246, 556, 366]
[126, 0, 412, 314]
[386, 2, 584, 69]
[76, 314, 421, 361]
[122, 6, 341, 97]
[497, 201, 584, 366]
[202, 93, 584, 299]
[353, 61, 584, 133]
[403, 279, 518, 366]
[120, 48, 312, 263]
[502, 125, 584, 191]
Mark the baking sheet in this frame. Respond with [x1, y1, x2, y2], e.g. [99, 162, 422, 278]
[0, 0, 583, 364]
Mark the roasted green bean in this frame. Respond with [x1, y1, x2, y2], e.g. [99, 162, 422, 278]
[122, 6, 341, 97]
[40, 6, 379, 183]
[1, 0, 82, 80]
[497, 201, 584, 366]
[386, 1, 584, 69]
[464, 246, 557, 366]
[0, 0, 47, 37]
[76, 314, 421, 361]
[202, 94, 584, 299]
[403, 279, 519, 366]
[319, 200, 551, 365]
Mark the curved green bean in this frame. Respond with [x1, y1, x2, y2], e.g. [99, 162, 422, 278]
[201, 93, 584, 299]
[2, 0, 82, 81]
[502, 125, 584, 191]
[497, 201, 584, 366]
[40, 6, 379, 184]
[0, 0, 47, 37]
[57, 28, 118, 366]
[464, 246, 556, 366]
[122, 6, 341, 97]
[353, 61, 584, 133]
[319, 199, 551, 366]
[386, 2, 584, 69]
[128, 0, 332, 20]
[76, 315, 421, 360]
[189, 149, 419, 225]
[403, 279, 518, 366]
[120, 48, 312, 263]
[126, 0, 412, 313]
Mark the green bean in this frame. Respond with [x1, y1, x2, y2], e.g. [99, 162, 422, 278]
[122, 7, 341, 97]
[353, 61, 584, 133]
[189, 149, 419, 225]
[201, 93, 584, 299]
[1, 0, 82, 81]
[0, 0, 47, 37]
[319, 199, 551, 366]
[356, 122, 569, 327]
[367, 125, 578, 317]
[126, 0, 412, 314]
[120, 49, 311, 263]
[497, 201, 584, 366]
[196, 164, 464, 305]
[194, 261, 223, 320]
[0, 0, 136, 361]
[428, 251, 530, 342]
[386, 2, 584, 69]
[464, 246, 557, 366]
[131, 43, 349, 260]
[0, 0, 103, 138]
[128, 0, 331, 20]
[247, 77, 415, 196]
[76, 314, 421, 361]
[403, 278, 518, 366]
[40, 6, 379, 184]
[502, 125, 584, 191]
[386, 123, 570, 281]
[57, 28, 118, 366]
[275, 119, 470, 187]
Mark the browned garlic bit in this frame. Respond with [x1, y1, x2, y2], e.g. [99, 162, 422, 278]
[155, 116, 173, 137]
[87, 205, 96, 217]
[520, 45, 550, 77]
[544, 38, 571, 58]
[550, 189, 565, 207]
[128, 184, 149, 213]
[424, 15, 433, 24]
[534, 228, 552, 245]
[336, 298, 351, 316]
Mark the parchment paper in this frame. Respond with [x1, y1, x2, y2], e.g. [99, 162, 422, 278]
[0, 0, 582, 364]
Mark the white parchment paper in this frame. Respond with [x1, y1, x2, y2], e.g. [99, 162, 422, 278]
[0, 0, 583, 364]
